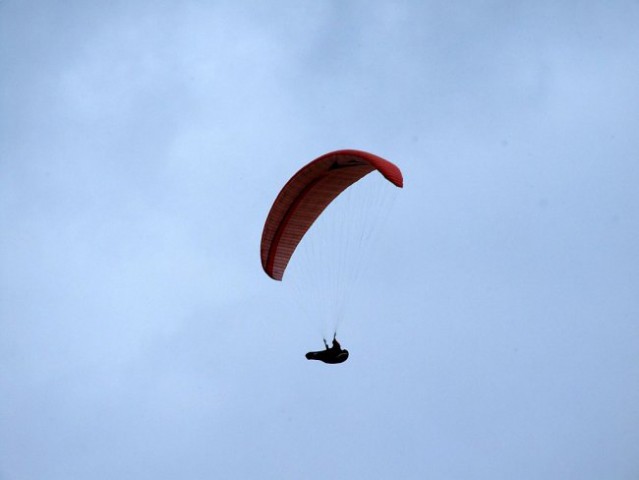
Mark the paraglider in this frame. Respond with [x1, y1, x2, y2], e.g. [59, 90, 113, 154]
[305, 334, 349, 364]
[260, 149, 403, 363]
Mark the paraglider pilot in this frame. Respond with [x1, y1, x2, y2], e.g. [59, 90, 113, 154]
[306, 334, 349, 364]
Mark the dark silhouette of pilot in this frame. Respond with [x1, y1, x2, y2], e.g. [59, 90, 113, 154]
[305, 334, 349, 364]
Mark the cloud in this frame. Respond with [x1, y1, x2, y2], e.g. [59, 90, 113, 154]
[1, 1, 639, 478]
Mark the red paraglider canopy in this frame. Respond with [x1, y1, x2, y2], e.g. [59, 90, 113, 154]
[260, 149, 403, 281]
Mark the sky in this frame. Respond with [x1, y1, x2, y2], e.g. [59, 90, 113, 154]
[1, 1, 639, 479]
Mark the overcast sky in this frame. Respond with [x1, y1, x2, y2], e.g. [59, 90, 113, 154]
[1, 1, 639, 479]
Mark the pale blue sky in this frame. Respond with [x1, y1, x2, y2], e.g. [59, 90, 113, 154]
[1, 1, 638, 479]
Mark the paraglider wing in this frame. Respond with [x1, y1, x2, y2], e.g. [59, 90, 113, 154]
[260, 149, 403, 281]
